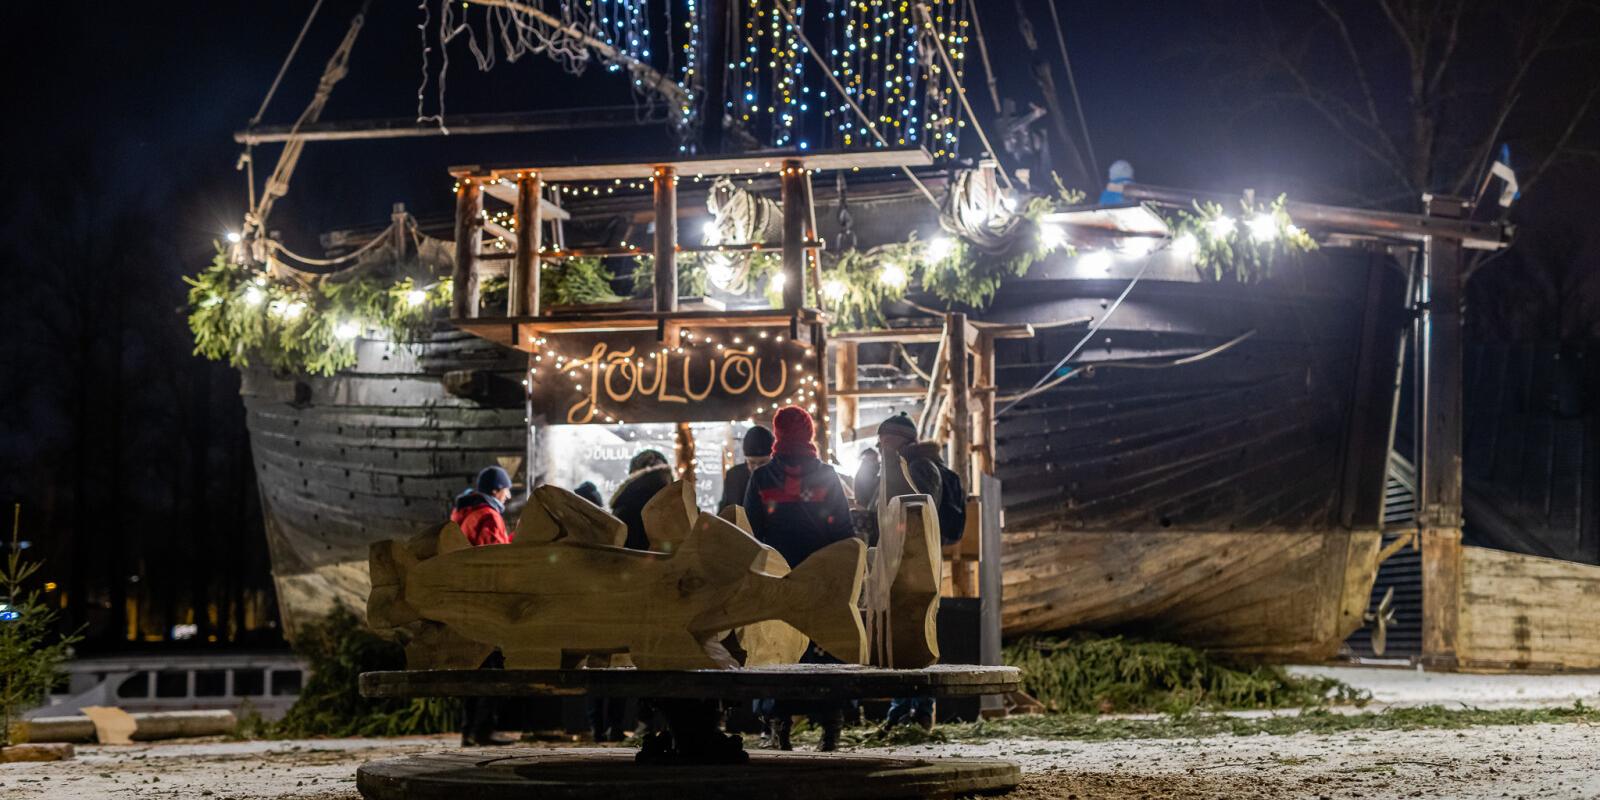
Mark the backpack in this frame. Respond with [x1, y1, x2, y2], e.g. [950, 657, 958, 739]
[931, 462, 967, 546]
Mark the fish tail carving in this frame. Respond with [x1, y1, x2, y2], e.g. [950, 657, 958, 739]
[772, 539, 868, 664]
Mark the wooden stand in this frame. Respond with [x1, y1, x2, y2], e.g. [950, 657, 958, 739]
[356, 665, 1022, 799]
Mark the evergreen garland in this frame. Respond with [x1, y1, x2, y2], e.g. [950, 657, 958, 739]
[1169, 195, 1318, 283]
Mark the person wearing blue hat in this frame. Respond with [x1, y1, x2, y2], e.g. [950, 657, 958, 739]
[451, 465, 515, 547]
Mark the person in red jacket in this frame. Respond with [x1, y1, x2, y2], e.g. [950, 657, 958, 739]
[452, 465, 516, 746]
[451, 466, 514, 546]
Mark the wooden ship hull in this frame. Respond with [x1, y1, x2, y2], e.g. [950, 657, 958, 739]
[241, 184, 1410, 658]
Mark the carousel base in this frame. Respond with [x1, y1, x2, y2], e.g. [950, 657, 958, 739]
[356, 746, 1021, 800]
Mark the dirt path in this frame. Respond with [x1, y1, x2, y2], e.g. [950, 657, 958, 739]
[4, 721, 1597, 799]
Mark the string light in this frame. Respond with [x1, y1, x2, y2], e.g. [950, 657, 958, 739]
[1208, 215, 1237, 238]
[334, 320, 361, 340]
[879, 262, 908, 289]
[1248, 213, 1280, 242]
[1038, 223, 1068, 250]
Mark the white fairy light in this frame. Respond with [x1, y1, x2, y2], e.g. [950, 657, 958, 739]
[405, 289, 428, 307]
[879, 263, 908, 289]
[225, 231, 242, 244]
[701, 220, 719, 243]
[822, 279, 847, 302]
[1208, 215, 1236, 239]
[243, 286, 264, 306]
[1038, 223, 1068, 250]
[1248, 213, 1279, 242]
[769, 272, 787, 293]
[925, 236, 954, 261]
[283, 300, 306, 320]
[334, 320, 361, 340]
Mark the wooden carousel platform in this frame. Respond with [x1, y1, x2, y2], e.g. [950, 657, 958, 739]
[357, 665, 1022, 799]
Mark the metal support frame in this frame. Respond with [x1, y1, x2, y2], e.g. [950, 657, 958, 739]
[780, 159, 807, 313]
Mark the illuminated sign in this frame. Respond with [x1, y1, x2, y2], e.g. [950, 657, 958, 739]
[527, 328, 819, 424]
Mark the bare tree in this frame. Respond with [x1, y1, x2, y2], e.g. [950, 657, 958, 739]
[1225, 0, 1599, 208]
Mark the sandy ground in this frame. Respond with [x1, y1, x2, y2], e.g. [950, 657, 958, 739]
[4, 670, 1598, 799]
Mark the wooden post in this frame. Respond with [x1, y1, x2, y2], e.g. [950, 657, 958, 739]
[836, 342, 860, 444]
[1419, 194, 1468, 669]
[974, 331, 997, 479]
[510, 173, 543, 316]
[947, 313, 972, 487]
[451, 178, 484, 319]
[653, 165, 679, 313]
[674, 422, 696, 480]
[812, 322, 832, 462]
[780, 159, 806, 313]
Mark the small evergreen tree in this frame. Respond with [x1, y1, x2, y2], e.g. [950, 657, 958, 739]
[0, 505, 79, 747]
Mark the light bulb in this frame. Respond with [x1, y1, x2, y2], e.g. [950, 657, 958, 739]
[769, 272, 787, 293]
[1208, 215, 1236, 239]
[925, 236, 954, 260]
[822, 279, 846, 302]
[701, 220, 719, 243]
[284, 300, 306, 320]
[1038, 223, 1068, 250]
[1248, 213, 1279, 242]
[879, 263, 908, 289]
[334, 320, 361, 340]
[405, 289, 428, 307]
[225, 231, 242, 244]
[243, 286, 264, 306]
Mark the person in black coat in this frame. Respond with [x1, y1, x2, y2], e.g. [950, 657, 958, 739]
[743, 406, 856, 751]
[610, 450, 672, 551]
[719, 425, 774, 511]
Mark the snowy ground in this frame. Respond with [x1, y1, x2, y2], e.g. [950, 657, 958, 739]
[3, 668, 1598, 799]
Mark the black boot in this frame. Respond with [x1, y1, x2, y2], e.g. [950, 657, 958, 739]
[819, 708, 844, 752]
[773, 716, 793, 751]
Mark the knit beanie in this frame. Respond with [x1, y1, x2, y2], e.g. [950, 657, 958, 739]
[573, 481, 604, 507]
[771, 406, 817, 458]
[742, 425, 775, 458]
[628, 449, 669, 473]
[877, 412, 918, 441]
[475, 466, 513, 493]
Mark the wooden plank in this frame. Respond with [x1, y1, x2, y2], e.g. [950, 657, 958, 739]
[832, 386, 926, 399]
[812, 322, 832, 462]
[360, 663, 1022, 701]
[481, 181, 572, 220]
[828, 325, 1035, 344]
[1420, 526, 1462, 668]
[1458, 545, 1600, 670]
[948, 313, 972, 488]
[451, 147, 934, 183]
[234, 106, 649, 145]
[836, 343, 859, 443]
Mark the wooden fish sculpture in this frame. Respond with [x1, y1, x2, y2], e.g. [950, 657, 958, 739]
[370, 509, 867, 670]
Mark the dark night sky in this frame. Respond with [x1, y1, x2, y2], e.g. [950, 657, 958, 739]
[0, 1, 1593, 647]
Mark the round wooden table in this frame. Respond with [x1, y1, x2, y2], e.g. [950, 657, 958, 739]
[357, 664, 1022, 799]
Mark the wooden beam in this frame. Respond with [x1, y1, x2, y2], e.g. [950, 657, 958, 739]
[451, 180, 484, 319]
[780, 159, 807, 313]
[948, 313, 972, 488]
[481, 182, 572, 220]
[653, 166, 679, 313]
[450, 147, 932, 182]
[1421, 527, 1462, 669]
[510, 174, 542, 316]
[828, 324, 1036, 344]
[974, 331, 997, 476]
[836, 343, 860, 443]
[234, 107, 650, 145]
[529, 241, 820, 260]
[832, 386, 927, 399]
[813, 322, 831, 463]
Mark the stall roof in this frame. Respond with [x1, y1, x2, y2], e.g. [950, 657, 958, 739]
[451, 147, 933, 182]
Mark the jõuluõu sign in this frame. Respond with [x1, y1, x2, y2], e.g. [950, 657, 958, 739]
[528, 331, 817, 424]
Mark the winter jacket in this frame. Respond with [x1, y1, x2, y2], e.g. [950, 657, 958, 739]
[451, 490, 511, 546]
[719, 462, 753, 511]
[743, 454, 855, 568]
[610, 464, 673, 550]
[855, 441, 944, 510]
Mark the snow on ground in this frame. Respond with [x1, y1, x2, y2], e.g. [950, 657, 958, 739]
[1288, 665, 1600, 709]
[3, 669, 1599, 799]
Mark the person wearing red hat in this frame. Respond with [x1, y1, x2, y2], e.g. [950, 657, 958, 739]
[743, 405, 857, 751]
